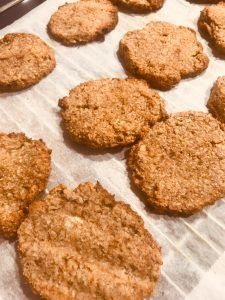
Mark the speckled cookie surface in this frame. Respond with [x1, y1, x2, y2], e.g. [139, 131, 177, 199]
[47, 0, 118, 46]
[198, 2, 225, 54]
[18, 182, 162, 300]
[0, 33, 56, 93]
[0, 133, 51, 238]
[112, 0, 164, 13]
[59, 78, 167, 149]
[119, 22, 209, 90]
[127, 112, 225, 216]
[208, 76, 225, 123]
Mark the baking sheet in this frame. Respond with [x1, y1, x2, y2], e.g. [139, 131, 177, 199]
[0, 0, 225, 299]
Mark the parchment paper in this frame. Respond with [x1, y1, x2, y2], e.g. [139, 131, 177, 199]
[0, 0, 225, 299]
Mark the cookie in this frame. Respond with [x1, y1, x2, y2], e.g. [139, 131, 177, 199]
[0, 33, 56, 93]
[112, 0, 164, 13]
[119, 22, 209, 90]
[59, 78, 167, 149]
[198, 2, 225, 54]
[127, 112, 225, 216]
[189, 0, 224, 4]
[207, 76, 225, 123]
[0, 133, 51, 238]
[18, 182, 162, 300]
[47, 0, 118, 46]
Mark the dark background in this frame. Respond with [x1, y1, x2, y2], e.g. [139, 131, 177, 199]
[0, 0, 46, 29]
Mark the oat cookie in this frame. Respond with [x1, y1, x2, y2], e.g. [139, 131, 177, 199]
[127, 112, 225, 216]
[0, 133, 51, 238]
[207, 76, 225, 123]
[18, 182, 162, 300]
[199, 2, 225, 54]
[112, 0, 164, 13]
[47, 0, 118, 46]
[0, 33, 56, 93]
[59, 78, 167, 149]
[119, 22, 209, 90]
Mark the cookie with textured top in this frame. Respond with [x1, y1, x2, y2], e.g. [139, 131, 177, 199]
[112, 0, 164, 13]
[119, 22, 209, 90]
[0, 133, 51, 238]
[189, 0, 224, 4]
[127, 111, 225, 216]
[0, 33, 56, 93]
[47, 0, 118, 46]
[59, 78, 167, 149]
[18, 182, 162, 300]
[198, 2, 225, 54]
[207, 76, 225, 123]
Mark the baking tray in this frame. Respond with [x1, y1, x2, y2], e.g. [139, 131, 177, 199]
[0, 0, 225, 299]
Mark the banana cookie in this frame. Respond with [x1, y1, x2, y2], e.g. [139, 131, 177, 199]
[0, 133, 51, 238]
[127, 112, 225, 216]
[119, 22, 209, 90]
[0, 33, 56, 93]
[47, 0, 118, 46]
[18, 182, 162, 300]
[59, 78, 167, 149]
[112, 0, 164, 13]
[199, 2, 225, 54]
[207, 76, 225, 123]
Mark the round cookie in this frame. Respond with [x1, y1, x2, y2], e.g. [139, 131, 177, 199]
[47, 0, 118, 46]
[189, 0, 225, 3]
[0, 33, 56, 93]
[0, 133, 51, 238]
[207, 76, 225, 123]
[198, 2, 225, 54]
[119, 21, 209, 90]
[18, 182, 162, 300]
[127, 112, 225, 216]
[58, 78, 167, 149]
[112, 0, 164, 13]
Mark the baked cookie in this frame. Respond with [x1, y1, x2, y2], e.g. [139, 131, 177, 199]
[189, 0, 224, 4]
[59, 78, 167, 149]
[127, 112, 225, 216]
[0, 133, 51, 238]
[119, 22, 209, 90]
[198, 2, 225, 54]
[112, 0, 164, 13]
[18, 182, 162, 300]
[47, 0, 118, 46]
[207, 76, 225, 123]
[0, 33, 56, 93]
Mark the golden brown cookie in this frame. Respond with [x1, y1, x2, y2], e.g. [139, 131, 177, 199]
[47, 0, 118, 46]
[119, 22, 209, 90]
[18, 182, 162, 300]
[198, 2, 225, 54]
[112, 0, 164, 13]
[0, 133, 51, 238]
[127, 112, 225, 216]
[189, 0, 224, 4]
[0, 33, 56, 93]
[59, 78, 167, 149]
[207, 76, 225, 123]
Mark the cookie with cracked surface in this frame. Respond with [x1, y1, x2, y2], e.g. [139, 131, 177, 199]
[0, 33, 56, 93]
[59, 78, 167, 149]
[112, 0, 164, 13]
[127, 112, 225, 216]
[207, 76, 225, 123]
[119, 22, 209, 90]
[0, 133, 51, 238]
[18, 182, 162, 300]
[47, 0, 118, 46]
[198, 2, 225, 54]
